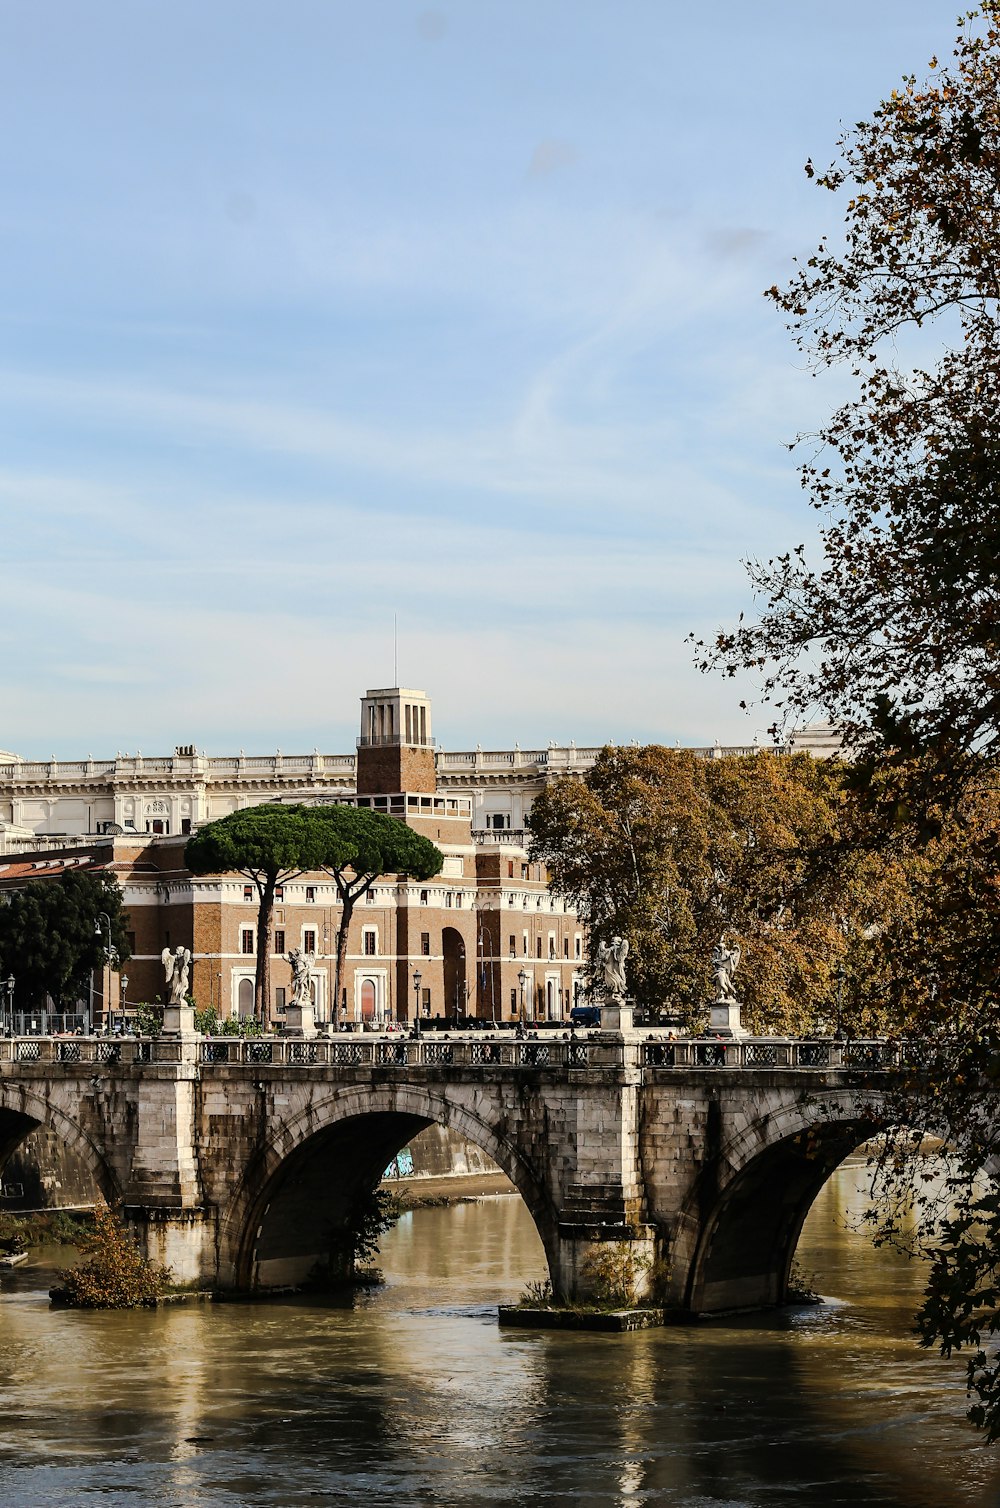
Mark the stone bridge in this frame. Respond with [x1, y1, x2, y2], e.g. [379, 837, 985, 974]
[0, 1032, 899, 1312]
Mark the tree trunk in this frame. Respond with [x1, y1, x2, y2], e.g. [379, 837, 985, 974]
[334, 892, 355, 1033]
[255, 874, 276, 1027]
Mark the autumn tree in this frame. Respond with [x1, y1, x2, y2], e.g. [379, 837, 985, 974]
[696, 3, 1000, 812]
[185, 805, 332, 1025]
[311, 806, 442, 1027]
[696, 3, 1000, 1437]
[0, 870, 130, 1012]
[527, 745, 906, 1032]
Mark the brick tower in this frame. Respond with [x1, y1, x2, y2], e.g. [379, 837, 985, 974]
[355, 687, 436, 796]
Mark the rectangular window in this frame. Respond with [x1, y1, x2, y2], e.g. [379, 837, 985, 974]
[126, 930, 136, 956]
[303, 929, 316, 954]
[275, 886, 284, 902]
[274, 929, 285, 954]
[364, 931, 377, 956]
[181, 818, 191, 835]
[367, 889, 377, 904]
[445, 892, 453, 908]
[305, 886, 316, 903]
[563, 937, 569, 958]
[507, 861, 514, 878]
[422, 987, 431, 1010]
[508, 935, 515, 956]
[510, 988, 517, 1013]
[421, 932, 430, 956]
[241, 928, 254, 955]
[243, 884, 254, 902]
[521, 864, 528, 879]
[575, 936, 582, 959]
[420, 889, 429, 905]
[522, 931, 528, 956]
[274, 987, 286, 1013]
[536, 937, 542, 959]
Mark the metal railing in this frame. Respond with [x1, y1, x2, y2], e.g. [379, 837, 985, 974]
[0, 1032, 908, 1074]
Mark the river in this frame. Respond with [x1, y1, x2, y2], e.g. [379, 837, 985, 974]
[0, 1158, 997, 1507]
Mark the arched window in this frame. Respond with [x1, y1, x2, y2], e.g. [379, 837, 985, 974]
[238, 978, 254, 1020]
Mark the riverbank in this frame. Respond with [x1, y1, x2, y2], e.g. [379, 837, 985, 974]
[383, 1170, 516, 1207]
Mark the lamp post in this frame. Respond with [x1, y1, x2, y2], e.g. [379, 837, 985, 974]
[5, 974, 13, 1038]
[120, 973, 129, 1035]
[518, 967, 528, 1022]
[412, 968, 422, 1037]
[93, 912, 117, 1035]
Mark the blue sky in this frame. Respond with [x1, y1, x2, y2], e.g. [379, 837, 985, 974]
[0, 1, 954, 757]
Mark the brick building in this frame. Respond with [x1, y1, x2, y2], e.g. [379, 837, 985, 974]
[0, 686, 584, 1028]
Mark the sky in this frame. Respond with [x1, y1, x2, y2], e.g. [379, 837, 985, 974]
[0, 1, 958, 758]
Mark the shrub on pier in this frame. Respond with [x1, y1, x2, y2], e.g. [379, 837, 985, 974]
[56, 1207, 170, 1309]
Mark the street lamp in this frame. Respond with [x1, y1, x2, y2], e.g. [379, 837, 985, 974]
[94, 913, 117, 1035]
[5, 975, 13, 1038]
[120, 973, 129, 1035]
[518, 967, 528, 1020]
[412, 968, 422, 1036]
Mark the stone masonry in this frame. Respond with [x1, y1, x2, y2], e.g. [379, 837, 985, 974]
[0, 1034, 889, 1311]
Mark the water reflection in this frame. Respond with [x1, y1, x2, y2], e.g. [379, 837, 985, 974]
[0, 1168, 996, 1507]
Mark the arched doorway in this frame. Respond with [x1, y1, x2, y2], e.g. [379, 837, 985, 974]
[442, 927, 466, 1020]
[360, 980, 376, 1022]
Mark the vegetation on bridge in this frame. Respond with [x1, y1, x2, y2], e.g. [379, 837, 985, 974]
[54, 1207, 170, 1310]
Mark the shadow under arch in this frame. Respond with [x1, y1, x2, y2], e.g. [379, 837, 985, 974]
[0, 1083, 122, 1208]
[220, 1083, 557, 1292]
[683, 1091, 886, 1315]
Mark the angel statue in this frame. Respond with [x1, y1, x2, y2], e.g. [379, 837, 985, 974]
[711, 935, 741, 1003]
[595, 935, 629, 999]
[286, 946, 314, 1007]
[161, 945, 192, 1006]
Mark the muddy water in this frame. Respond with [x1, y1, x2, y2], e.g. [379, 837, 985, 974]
[0, 1160, 996, 1507]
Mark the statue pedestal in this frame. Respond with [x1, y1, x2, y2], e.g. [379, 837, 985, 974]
[162, 1003, 197, 1037]
[708, 997, 748, 1039]
[599, 1000, 634, 1033]
[284, 1002, 316, 1039]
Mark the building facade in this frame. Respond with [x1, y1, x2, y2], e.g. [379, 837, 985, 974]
[0, 687, 586, 1028]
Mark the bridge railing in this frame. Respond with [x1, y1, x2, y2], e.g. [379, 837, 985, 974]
[194, 1036, 602, 1069]
[0, 1034, 908, 1073]
[640, 1038, 903, 1070]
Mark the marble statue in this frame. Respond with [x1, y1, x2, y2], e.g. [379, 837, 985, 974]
[596, 935, 629, 998]
[287, 947, 314, 1007]
[711, 935, 741, 1002]
[161, 945, 192, 1006]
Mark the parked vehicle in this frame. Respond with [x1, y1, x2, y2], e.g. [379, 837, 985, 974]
[569, 1005, 602, 1028]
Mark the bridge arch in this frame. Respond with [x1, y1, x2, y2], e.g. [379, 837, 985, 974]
[0, 1082, 122, 1208]
[217, 1082, 557, 1292]
[680, 1090, 885, 1314]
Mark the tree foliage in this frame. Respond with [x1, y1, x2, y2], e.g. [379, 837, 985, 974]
[0, 870, 130, 1011]
[57, 1207, 170, 1309]
[185, 803, 442, 1028]
[185, 804, 334, 1025]
[310, 807, 442, 1026]
[695, 3, 1000, 1438]
[528, 745, 912, 1032]
[695, 2, 1000, 812]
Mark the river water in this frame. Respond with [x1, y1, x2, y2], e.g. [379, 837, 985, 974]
[0, 1159, 997, 1508]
